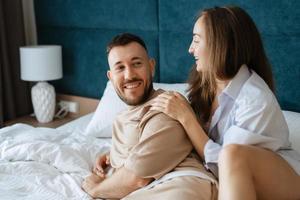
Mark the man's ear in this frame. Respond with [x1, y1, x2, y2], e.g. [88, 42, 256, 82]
[107, 70, 111, 80]
[149, 58, 156, 77]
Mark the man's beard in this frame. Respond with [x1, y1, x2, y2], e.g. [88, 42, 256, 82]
[115, 78, 154, 106]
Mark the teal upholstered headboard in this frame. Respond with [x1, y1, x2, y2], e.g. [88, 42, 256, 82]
[35, 0, 300, 112]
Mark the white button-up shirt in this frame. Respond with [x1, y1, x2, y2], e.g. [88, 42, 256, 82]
[204, 64, 300, 176]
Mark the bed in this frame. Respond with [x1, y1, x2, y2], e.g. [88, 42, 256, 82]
[0, 82, 300, 200]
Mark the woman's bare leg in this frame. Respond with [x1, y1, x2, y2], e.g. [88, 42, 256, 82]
[218, 144, 300, 200]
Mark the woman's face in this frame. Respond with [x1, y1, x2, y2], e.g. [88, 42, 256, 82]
[188, 16, 208, 72]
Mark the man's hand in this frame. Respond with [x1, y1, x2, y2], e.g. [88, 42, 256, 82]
[82, 173, 105, 198]
[93, 153, 110, 178]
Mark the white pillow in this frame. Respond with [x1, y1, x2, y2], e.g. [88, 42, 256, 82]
[84, 81, 188, 137]
[283, 111, 300, 153]
[57, 112, 94, 133]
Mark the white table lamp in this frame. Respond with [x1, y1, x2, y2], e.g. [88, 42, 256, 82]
[20, 45, 63, 123]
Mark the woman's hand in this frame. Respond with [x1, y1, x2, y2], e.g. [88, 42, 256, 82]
[150, 91, 195, 124]
[82, 173, 104, 198]
[151, 91, 209, 160]
[93, 153, 110, 178]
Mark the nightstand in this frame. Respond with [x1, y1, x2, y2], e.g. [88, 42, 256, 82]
[3, 94, 99, 128]
[3, 114, 78, 128]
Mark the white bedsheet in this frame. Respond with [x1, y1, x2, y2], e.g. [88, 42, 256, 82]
[0, 123, 111, 200]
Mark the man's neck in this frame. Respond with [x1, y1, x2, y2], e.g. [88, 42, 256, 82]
[127, 88, 156, 109]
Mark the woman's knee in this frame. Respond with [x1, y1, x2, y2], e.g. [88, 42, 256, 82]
[218, 144, 249, 169]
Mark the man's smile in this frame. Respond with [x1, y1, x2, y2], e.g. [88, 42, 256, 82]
[123, 81, 142, 89]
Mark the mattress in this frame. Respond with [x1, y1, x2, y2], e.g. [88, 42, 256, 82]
[0, 114, 110, 200]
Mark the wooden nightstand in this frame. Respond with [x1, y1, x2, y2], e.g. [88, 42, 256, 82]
[3, 114, 78, 128]
[3, 94, 100, 128]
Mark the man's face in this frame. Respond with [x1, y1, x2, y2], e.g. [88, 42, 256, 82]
[107, 42, 155, 105]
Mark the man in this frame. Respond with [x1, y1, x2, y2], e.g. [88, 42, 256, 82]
[81, 33, 217, 199]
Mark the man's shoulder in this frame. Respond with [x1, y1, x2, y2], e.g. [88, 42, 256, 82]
[140, 110, 182, 130]
[137, 109, 186, 142]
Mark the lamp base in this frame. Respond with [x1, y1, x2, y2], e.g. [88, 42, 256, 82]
[31, 81, 56, 123]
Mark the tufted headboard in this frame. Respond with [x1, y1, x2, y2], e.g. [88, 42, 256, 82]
[35, 0, 300, 112]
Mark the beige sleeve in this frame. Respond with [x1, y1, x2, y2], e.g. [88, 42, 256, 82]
[124, 113, 193, 180]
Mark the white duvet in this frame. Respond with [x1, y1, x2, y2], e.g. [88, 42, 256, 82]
[0, 124, 111, 200]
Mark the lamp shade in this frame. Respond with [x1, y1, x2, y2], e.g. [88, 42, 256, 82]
[20, 45, 63, 81]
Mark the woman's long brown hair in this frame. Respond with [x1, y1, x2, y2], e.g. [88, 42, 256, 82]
[187, 6, 274, 126]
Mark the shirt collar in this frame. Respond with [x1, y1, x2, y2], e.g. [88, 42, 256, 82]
[222, 64, 252, 100]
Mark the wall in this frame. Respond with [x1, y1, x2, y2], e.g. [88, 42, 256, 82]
[35, 0, 300, 112]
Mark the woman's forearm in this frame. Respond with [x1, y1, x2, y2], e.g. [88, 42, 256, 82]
[180, 113, 209, 160]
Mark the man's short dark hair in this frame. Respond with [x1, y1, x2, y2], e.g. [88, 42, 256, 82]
[106, 33, 148, 55]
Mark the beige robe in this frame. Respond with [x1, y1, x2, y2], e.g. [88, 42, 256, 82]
[110, 89, 218, 200]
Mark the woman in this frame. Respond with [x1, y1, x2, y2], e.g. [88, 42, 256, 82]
[150, 6, 300, 200]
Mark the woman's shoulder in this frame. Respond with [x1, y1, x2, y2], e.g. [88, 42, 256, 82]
[235, 71, 277, 108]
